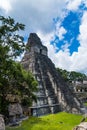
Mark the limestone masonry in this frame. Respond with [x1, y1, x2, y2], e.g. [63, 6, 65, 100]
[21, 33, 82, 116]
[0, 115, 5, 130]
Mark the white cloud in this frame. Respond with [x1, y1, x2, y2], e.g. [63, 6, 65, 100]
[78, 11, 87, 46]
[0, 0, 12, 13]
[70, 11, 87, 73]
[1, 0, 87, 74]
[83, 0, 87, 7]
[66, 0, 82, 11]
[61, 42, 70, 52]
[53, 10, 87, 74]
[37, 31, 72, 70]
[0, 0, 66, 35]
[37, 9, 87, 74]
[56, 26, 67, 40]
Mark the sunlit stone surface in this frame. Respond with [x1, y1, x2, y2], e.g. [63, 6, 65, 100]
[21, 33, 82, 116]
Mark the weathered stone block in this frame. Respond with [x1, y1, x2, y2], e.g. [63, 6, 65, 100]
[73, 122, 87, 130]
[8, 103, 23, 123]
[0, 115, 5, 130]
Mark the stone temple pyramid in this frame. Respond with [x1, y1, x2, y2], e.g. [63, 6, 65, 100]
[21, 33, 82, 116]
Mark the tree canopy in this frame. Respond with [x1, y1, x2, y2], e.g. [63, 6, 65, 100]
[0, 16, 38, 116]
[57, 68, 87, 82]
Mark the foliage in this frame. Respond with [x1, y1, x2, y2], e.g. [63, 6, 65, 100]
[57, 68, 69, 82]
[4, 61, 38, 106]
[0, 16, 25, 59]
[6, 112, 83, 130]
[57, 68, 87, 82]
[83, 102, 87, 107]
[0, 16, 38, 116]
[69, 71, 86, 81]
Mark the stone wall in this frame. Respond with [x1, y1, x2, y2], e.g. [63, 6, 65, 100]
[8, 103, 23, 123]
[26, 33, 48, 56]
[8, 103, 23, 116]
[0, 115, 5, 130]
[21, 33, 82, 116]
[31, 46, 47, 56]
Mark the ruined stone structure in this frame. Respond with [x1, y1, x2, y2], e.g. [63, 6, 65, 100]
[21, 33, 82, 116]
[8, 103, 23, 124]
[73, 122, 87, 130]
[0, 115, 5, 130]
[72, 80, 87, 92]
[72, 80, 87, 103]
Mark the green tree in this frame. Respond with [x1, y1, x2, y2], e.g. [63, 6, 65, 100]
[57, 68, 70, 82]
[57, 68, 87, 82]
[0, 16, 38, 116]
[69, 71, 86, 81]
[8, 62, 38, 106]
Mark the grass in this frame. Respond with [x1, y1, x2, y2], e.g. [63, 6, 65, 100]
[6, 112, 84, 130]
[84, 102, 87, 106]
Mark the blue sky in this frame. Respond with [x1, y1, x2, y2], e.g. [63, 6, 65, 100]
[0, 0, 87, 74]
[52, 11, 81, 55]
